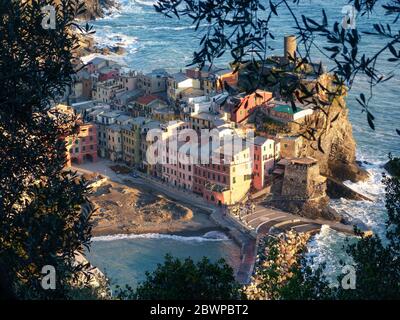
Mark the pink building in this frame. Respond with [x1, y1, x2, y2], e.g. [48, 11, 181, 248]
[161, 141, 195, 190]
[67, 123, 98, 167]
[252, 136, 278, 190]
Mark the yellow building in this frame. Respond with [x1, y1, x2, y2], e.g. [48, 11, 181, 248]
[121, 125, 136, 166]
[121, 117, 151, 167]
[194, 143, 253, 205]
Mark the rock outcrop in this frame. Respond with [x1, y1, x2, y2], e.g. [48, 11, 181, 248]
[384, 156, 400, 177]
[289, 95, 369, 183]
[78, 0, 119, 20]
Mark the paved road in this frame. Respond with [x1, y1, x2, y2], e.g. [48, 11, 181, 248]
[238, 204, 361, 237]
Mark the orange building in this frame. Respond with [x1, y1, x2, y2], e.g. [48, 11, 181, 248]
[55, 104, 98, 167]
[228, 90, 273, 123]
[214, 69, 239, 92]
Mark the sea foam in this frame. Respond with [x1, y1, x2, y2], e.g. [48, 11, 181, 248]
[92, 232, 230, 242]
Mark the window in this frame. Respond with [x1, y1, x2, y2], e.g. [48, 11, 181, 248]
[233, 177, 236, 184]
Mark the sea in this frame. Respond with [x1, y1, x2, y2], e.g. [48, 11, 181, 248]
[84, 0, 400, 288]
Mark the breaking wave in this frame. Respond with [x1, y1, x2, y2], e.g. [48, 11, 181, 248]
[306, 154, 389, 280]
[92, 232, 230, 242]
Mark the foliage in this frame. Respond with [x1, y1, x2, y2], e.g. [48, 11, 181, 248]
[384, 153, 400, 177]
[0, 0, 96, 299]
[154, 0, 400, 136]
[115, 254, 240, 300]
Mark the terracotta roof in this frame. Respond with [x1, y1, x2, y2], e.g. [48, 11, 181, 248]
[135, 95, 160, 105]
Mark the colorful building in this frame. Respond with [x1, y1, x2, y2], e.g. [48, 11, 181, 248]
[106, 125, 123, 162]
[161, 141, 195, 190]
[251, 136, 278, 190]
[68, 123, 98, 166]
[193, 143, 253, 205]
[213, 69, 239, 92]
[56, 104, 98, 167]
[130, 94, 167, 117]
[137, 69, 169, 95]
[167, 72, 201, 101]
[268, 103, 314, 122]
[121, 117, 150, 167]
[141, 120, 162, 176]
[226, 90, 273, 123]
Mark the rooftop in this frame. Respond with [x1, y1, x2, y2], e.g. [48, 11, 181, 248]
[272, 104, 299, 115]
[289, 157, 318, 165]
[88, 57, 108, 66]
[100, 111, 124, 118]
[153, 107, 174, 114]
[191, 112, 218, 121]
[135, 94, 160, 105]
[253, 136, 269, 146]
[131, 116, 150, 125]
[171, 72, 190, 83]
[116, 89, 143, 101]
[142, 120, 161, 131]
[146, 69, 169, 78]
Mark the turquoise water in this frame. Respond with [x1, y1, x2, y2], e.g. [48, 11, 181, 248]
[86, 233, 241, 290]
[87, 0, 400, 284]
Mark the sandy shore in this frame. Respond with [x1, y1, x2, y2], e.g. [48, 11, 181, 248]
[92, 207, 225, 237]
[86, 173, 225, 238]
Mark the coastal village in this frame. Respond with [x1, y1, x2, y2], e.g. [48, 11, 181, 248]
[62, 36, 336, 208]
[57, 36, 372, 284]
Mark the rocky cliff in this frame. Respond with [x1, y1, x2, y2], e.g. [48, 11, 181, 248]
[257, 91, 370, 218]
[296, 95, 369, 183]
[78, 0, 119, 20]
